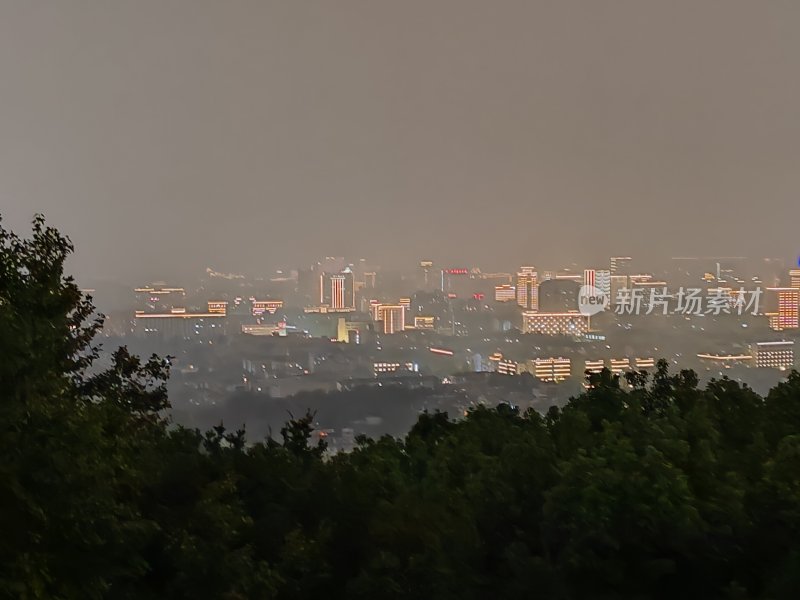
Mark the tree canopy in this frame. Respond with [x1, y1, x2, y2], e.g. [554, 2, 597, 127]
[1, 217, 800, 599]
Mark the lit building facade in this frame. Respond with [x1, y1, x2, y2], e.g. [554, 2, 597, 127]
[330, 274, 346, 309]
[584, 269, 612, 310]
[767, 288, 799, 330]
[516, 267, 538, 310]
[369, 301, 383, 321]
[319, 269, 356, 311]
[497, 359, 518, 376]
[609, 358, 631, 374]
[585, 359, 605, 374]
[752, 341, 794, 370]
[252, 299, 284, 316]
[373, 362, 419, 375]
[207, 301, 228, 315]
[531, 357, 571, 382]
[379, 305, 405, 334]
[134, 285, 186, 313]
[583, 269, 611, 302]
[522, 311, 588, 336]
[790, 269, 800, 289]
[414, 316, 435, 330]
[133, 309, 226, 339]
[495, 284, 516, 302]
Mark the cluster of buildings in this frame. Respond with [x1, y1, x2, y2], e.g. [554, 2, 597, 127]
[119, 256, 800, 393]
[97, 257, 798, 453]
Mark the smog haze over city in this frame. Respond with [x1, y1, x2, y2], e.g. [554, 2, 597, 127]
[5, 3, 800, 598]
[2, 1, 800, 283]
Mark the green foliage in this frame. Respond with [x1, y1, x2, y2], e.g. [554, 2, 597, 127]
[2, 217, 800, 598]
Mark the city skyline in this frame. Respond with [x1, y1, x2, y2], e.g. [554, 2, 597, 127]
[5, 4, 800, 596]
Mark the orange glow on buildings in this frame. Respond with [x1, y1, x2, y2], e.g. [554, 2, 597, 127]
[252, 299, 284, 316]
[767, 288, 799, 330]
[379, 305, 405, 334]
[522, 311, 588, 336]
[516, 267, 538, 310]
[207, 301, 228, 315]
[494, 284, 516, 302]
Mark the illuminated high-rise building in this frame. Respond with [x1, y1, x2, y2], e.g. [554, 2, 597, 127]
[319, 269, 355, 311]
[369, 300, 383, 321]
[790, 269, 800, 289]
[494, 284, 516, 302]
[516, 267, 538, 310]
[767, 288, 799, 330]
[330, 274, 347, 309]
[379, 305, 405, 334]
[584, 269, 611, 310]
[595, 269, 611, 299]
[583, 269, 595, 289]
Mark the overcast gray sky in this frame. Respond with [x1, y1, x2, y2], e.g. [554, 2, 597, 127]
[1, 1, 799, 283]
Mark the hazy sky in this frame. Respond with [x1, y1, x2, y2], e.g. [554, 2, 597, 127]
[1, 1, 799, 283]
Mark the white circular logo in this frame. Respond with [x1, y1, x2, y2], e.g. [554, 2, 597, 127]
[578, 285, 608, 316]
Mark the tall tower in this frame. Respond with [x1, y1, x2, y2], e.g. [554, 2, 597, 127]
[583, 269, 595, 289]
[516, 267, 538, 311]
[776, 288, 799, 330]
[379, 305, 405, 334]
[320, 269, 355, 310]
[330, 274, 346, 310]
[585, 269, 611, 302]
[767, 288, 800, 331]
